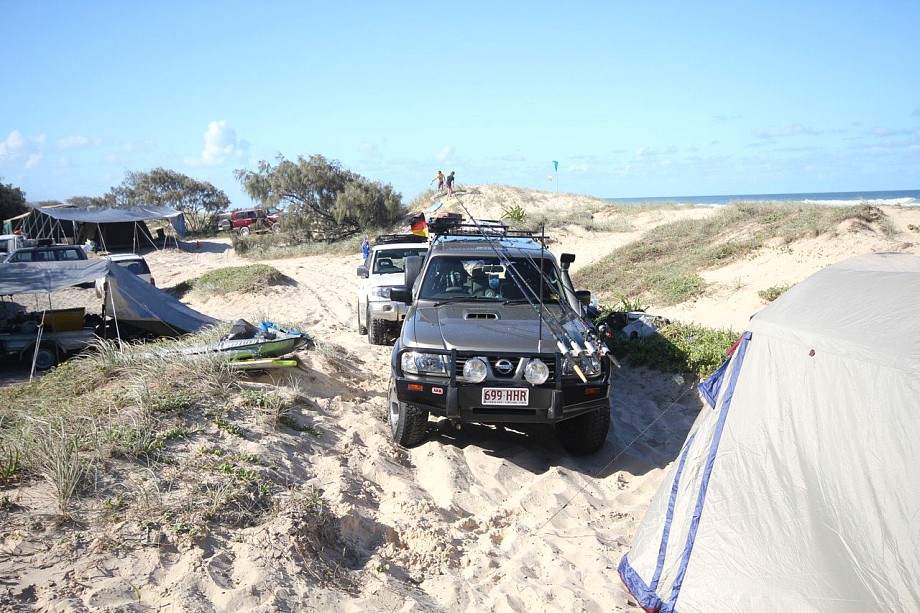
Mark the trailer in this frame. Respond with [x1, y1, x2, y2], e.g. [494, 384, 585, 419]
[0, 326, 96, 370]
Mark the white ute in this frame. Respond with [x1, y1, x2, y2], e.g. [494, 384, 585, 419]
[356, 234, 429, 345]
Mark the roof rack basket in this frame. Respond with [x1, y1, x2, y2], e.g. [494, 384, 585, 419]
[374, 233, 429, 245]
[432, 218, 549, 247]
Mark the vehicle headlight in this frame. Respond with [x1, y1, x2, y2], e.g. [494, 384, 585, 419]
[462, 357, 488, 383]
[524, 359, 550, 385]
[401, 351, 449, 376]
[371, 286, 393, 299]
[562, 354, 602, 378]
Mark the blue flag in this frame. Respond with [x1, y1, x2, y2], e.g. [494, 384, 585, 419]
[553, 160, 559, 172]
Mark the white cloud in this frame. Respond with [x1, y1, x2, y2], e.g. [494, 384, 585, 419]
[57, 135, 101, 150]
[754, 124, 820, 138]
[187, 120, 248, 166]
[359, 142, 381, 158]
[435, 146, 454, 161]
[25, 153, 43, 169]
[0, 130, 46, 163]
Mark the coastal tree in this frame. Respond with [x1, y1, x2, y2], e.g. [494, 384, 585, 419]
[105, 168, 231, 233]
[66, 196, 107, 207]
[234, 154, 403, 240]
[0, 178, 28, 221]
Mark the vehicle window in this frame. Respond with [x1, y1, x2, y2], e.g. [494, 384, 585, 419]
[57, 249, 82, 261]
[118, 261, 149, 275]
[373, 248, 428, 274]
[419, 256, 562, 301]
[8, 252, 29, 262]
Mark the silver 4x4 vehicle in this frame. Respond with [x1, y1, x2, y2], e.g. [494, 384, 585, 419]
[387, 220, 611, 455]
[357, 234, 429, 344]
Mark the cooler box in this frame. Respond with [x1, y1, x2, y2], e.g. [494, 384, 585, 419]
[41, 307, 86, 332]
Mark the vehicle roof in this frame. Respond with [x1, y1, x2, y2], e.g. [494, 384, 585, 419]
[372, 242, 430, 251]
[10, 245, 82, 252]
[106, 253, 147, 262]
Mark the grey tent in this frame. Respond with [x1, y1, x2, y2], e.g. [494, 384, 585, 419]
[619, 252, 920, 612]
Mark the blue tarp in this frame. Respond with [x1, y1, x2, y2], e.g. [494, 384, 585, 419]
[33, 205, 187, 237]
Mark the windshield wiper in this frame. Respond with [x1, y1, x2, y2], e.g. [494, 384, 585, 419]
[502, 298, 560, 305]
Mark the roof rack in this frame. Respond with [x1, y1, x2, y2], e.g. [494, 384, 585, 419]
[374, 233, 428, 245]
[432, 218, 549, 247]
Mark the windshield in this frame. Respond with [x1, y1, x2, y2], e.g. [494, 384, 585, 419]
[372, 247, 428, 274]
[418, 255, 564, 302]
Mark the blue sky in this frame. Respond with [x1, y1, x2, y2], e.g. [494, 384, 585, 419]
[2, 1, 919, 206]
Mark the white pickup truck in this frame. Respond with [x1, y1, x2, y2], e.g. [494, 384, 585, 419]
[0, 234, 29, 260]
[356, 234, 429, 345]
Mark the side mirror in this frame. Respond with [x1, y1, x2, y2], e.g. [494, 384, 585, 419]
[390, 287, 412, 304]
[575, 289, 591, 306]
[356, 265, 369, 278]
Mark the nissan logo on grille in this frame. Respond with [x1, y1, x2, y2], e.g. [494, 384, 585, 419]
[495, 359, 515, 375]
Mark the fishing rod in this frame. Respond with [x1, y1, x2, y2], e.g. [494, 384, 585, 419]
[500, 237, 608, 358]
[445, 198, 595, 378]
[443, 209, 574, 354]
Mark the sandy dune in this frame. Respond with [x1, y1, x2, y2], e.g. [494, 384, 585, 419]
[1, 186, 917, 611]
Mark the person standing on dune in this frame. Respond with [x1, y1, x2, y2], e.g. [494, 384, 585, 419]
[446, 171, 456, 198]
[431, 170, 445, 194]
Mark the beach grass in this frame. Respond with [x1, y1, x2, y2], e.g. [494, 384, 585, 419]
[575, 202, 892, 306]
[171, 264, 291, 298]
[0, 333, 337, 557]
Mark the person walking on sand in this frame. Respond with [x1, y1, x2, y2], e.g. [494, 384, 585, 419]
[431, 170, 445, 194]
[361, 235, 370, 260]
[446, 171, 456, 198]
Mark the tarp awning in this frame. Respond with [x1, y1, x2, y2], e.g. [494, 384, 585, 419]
[32, 205, 187, 237]
[0, 259, 218, 335]
[0, 260, 111, 294]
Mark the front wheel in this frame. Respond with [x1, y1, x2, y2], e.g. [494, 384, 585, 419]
[388, 379, 429, 447]
[368, 309, 387, 345]
[357, 304, 368, 335]
[238, 226, 251, 236]
[556, 406, 610, 455]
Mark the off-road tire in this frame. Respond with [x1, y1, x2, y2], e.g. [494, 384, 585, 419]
[556, 407, 610, 455]
[368, 310, 387, 345]
[238, 226, 251, 236]
[388, 379, 429, 447]
[357, 305, 367, 335]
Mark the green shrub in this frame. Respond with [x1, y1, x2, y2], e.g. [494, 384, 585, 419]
[188, 265, 290, 296]
[603, 321, 738, 379]
[500, 204, 527, 224]
[758, 284, 791, 302]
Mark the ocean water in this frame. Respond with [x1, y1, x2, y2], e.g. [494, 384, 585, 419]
[605, 189, 920, 208]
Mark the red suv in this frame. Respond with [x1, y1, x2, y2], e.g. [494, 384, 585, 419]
[218, 208, 281, 235]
